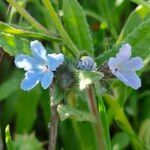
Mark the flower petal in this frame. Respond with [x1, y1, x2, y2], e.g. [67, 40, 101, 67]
[121, 57, 144, 71]
[108, 57, 119, 73]
[47, 53, 64, 71]
[30, 40, 47, 61]
[116, 43, 132, 62]
[15, 54, 37, 71]
[41, 71, 54, 89]
[21, 71, 42, 91]
[115, 71, 141, 89]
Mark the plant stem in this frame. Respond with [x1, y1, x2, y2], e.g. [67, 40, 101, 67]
[87, 86, 104, 150]
[49, 86, 59, 150]
[0, 50, 3, 63]
[7, 0, 56, 36]
[42, 0, 80, 58]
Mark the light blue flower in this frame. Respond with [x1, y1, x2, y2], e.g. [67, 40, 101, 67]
[14, 40, 64, 91]
[77, 56, 96, 71]
[108, 43, 144, 89]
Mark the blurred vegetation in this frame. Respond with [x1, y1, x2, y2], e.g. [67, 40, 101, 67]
[0, 0, 150, 150]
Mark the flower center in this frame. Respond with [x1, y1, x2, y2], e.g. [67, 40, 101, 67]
[115, 68, 118, 72]
[41, 65, 49, 72]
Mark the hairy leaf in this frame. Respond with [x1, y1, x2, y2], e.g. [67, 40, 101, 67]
[78, 70, 104, 90]
[0, 22, 61, 42]
[14, 134, 42, 150]
[63, 0, 93, 55]
[96, 18, 150, 65]
[0, 32, 30, 56]
[57, 104, 95, 122]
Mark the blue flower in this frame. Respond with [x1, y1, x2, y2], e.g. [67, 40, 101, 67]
[77, 56, 96, 71]
[108, 43, 144, 89]
[14, 40, 64, 91]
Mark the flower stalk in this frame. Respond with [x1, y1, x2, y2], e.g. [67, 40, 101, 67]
[49, 86, 59, 150]
[87, 86, 104, 150]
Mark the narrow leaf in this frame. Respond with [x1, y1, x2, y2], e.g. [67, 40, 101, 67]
[63, 0, 94, 55]
[95, 84, 111, 150]
[5, 125, 15, 150]
[42, 0, 79, 57]
[0, 22, 61, 42]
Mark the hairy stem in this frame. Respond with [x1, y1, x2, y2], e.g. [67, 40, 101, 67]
[87, 86, 104, 150]
[49, 87, 59, 150]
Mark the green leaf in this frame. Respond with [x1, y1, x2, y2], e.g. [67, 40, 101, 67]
[15, 87, 41, 133]
[117, 6, 150, 43]
[78, 70, 104, 90]
[139, 119, 150, 149]
[0, 32, 30, 56]
[95, 0, 117, 38]
[59, 120, 80, 150]
[96, 18, 150, 65]
[42, 0, 79, 57]
[124, 18, 150, 59]
[95, 84, 111, 150]
[51, 84, 65, 105]
[112, 132, 130, 150]
[5, 125, 15, 150]
[0, 22, 61, 42]
[0, 71, 22, 101]
[14, 134, 42, 150]
[131, 0, 150, 9]
[63, 0, 94, 55]
[57, 104, 95, 122]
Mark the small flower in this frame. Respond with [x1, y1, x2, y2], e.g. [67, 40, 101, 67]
[108, 43, 144, 89]
[77, 56, 96, 71]
[14, 40, 64, 91]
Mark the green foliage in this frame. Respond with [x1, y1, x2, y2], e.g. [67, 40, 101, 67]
[15, 87, 41, 133]
[0, 22, 61, 42]
[51, 84, 65, 105]
[112, 132, 130, 150]
[14, 134, 43, 150]
[0, 32, 30, 56]
[117, 6, 150, 42]
[139, 119, 150, 149]
[5, 125, 15, 150]
[95, 0, 117, 38]
[78, 70, 104, 90]
[95, 84, 111, 150]
[0, 0, 150, 150]
[5, 126, 42, 150]
[63, 0, 94, 55]
[57, 104, 95, 122]
[124, 18, 150, 59]
[96, 17, 150, 65]
[0, 71, 21, 101]
[42, 0, 80, 57]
